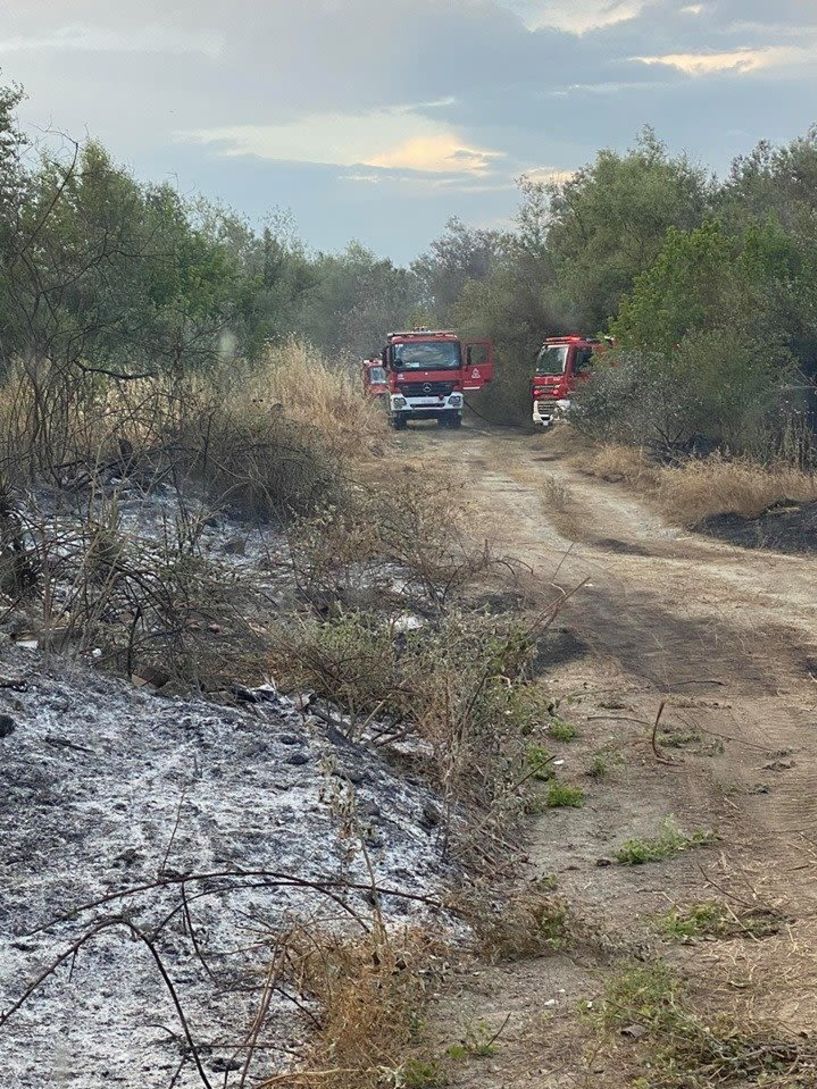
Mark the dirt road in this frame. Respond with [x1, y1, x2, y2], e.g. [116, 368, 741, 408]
[399, 421, 817, 1087]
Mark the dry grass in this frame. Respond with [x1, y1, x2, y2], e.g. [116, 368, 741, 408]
[577, 443, 817, 527]
[0, 340, 381, 517]
[277, 927, 444, 1089]
[463, 881, 571, 961]
[576, 444, 659, 489]
[235, 340, 381, 463]
[657, 456, 817, 525]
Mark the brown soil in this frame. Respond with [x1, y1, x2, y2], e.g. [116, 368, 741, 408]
[396, 421, 817, 1088]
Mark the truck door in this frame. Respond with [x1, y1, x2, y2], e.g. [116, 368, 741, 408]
[573, 347, 594, 390]
[463, 340, 495, 390]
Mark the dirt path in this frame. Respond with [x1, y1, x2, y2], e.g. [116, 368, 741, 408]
[398, 421, 817, 1087]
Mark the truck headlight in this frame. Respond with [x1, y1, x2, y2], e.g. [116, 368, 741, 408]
[449, 394, 463, 407]
[392, 396, 407, 409]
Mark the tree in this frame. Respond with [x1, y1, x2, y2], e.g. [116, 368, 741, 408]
[412, 216, 510, 324]
[542, 128, 712, 331]
[297, 242, 420, 359]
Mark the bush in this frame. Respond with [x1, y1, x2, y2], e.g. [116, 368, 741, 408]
[288, 469, 497, 616]
[270, 609, 547, 808]
[287, 926, 445, 1089]
[572, 330, 796, 458]
[0, 341, 376, 519]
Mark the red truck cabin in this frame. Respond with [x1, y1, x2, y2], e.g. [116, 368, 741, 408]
[532, 334, 599, 427]
[381, 330, 494, 430]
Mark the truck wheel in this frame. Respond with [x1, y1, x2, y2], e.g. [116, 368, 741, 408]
[391, 415, 407, 431]
[448, 413, 462, 429]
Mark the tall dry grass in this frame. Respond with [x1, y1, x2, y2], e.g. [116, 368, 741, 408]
[0, 340, 381, 516]
[658, 456, 817, 525]
[279, 927, 443, 1089]
[578, 442, 817, 526]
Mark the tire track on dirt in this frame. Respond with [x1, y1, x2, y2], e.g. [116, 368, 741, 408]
[398, 422, 817, 1087]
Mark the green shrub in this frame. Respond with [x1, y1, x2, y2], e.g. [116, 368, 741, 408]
[546, 782, 585, 808]
[548, 716, 577, 742]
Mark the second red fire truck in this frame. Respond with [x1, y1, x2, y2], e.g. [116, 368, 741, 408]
[531, 334, 603, 427]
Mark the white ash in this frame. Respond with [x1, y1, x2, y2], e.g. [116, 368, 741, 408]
[0, 647, 455, 1088]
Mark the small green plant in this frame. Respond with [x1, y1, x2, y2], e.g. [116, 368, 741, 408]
[586, 747, 624, 780]
[446, 1021, 503, 1061]
[466, 1021, 500, 1057]
[615, 819, 714, 865]
[526, 743, 555, 781]
[599, 962, 680, 1034]
[595, 960, 813, 1086]
[399, 1058, 447, 1087]
[586, 754, 609, 779]
[657, 901, 780, 942]
[548, 716, 578, 742]
[445, 1043, 468, 1061]
[546, 782, 585, 808]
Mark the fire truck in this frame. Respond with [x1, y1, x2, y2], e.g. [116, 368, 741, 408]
[361, 358, 389, 398]
[378, 329, 494, 430]
[531, 334, 601, 427]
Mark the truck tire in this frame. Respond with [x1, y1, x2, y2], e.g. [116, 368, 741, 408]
[447, 413, 462, 429]
[391, 415, 407, 431]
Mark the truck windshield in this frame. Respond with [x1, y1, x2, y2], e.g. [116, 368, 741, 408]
[536, 345, 569, 375]
[392, 341, 461, 370]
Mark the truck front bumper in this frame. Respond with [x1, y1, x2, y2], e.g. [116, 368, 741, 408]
[391, 393, 463, 420]
[533, 398, 571, 427]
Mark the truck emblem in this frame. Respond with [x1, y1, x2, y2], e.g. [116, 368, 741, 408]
[422, 383, 432, 393]
[471, 368, 480, 378]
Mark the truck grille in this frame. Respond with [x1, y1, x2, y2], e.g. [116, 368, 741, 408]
[398, 380, 456, 397]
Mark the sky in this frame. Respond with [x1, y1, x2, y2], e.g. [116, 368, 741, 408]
[2, 0, 817, 262]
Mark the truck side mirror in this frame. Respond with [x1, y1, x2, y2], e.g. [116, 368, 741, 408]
[466, 347, 472, 366]
[381, 348, 388, 367]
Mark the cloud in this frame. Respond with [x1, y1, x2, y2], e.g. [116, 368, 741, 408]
[180, 107, 504, 176]
[680, 3, 704, 13]
[369, 135, 504, 174]
[0, 24, 222, 57]
[500, 0, 648, 33]
[519, 166, 576, 184]
[633, 44, 810, 75]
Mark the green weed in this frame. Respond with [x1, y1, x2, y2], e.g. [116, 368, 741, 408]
[526, 743, 555, 781]
[596, 961, 814, 1087]
[657, 901, 780, 942]
[548, 716, 578, 742]
[546, 782, 585, 808]
[400, 1058, 447, 1087]
[615, 819, 714, 865]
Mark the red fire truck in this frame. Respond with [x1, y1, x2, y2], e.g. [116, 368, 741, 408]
[362, 358, 389, 398]
[379, 329, 494, 430]
[531, 334, 601, 427]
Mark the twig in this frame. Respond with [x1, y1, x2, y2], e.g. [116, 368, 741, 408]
[160, 784, 188, 874]
[650, 701, 680, 766]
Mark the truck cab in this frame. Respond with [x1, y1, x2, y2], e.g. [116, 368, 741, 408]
[381, 330, 494, 430]
[532, 335, 599, 427]
[362, 358, 389, 398]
